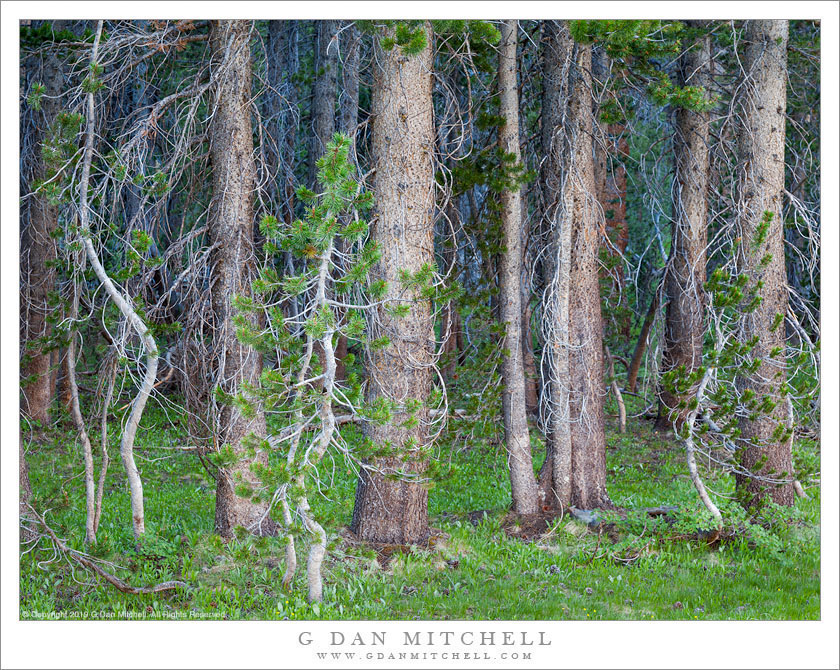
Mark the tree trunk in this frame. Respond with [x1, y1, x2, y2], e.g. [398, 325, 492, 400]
[334, 21, 361, 382]
[266, 20, 299, 229]
[656, 22, 711, 430]
[20, 28, 65, 427]
[734, 20, 794, 508]
[537, 20, 573, 508]
[498, 20, 539, 516]
[350, 23, 435, 544]
[440, 203, 461, 381]
[522, 301, 539, 415]
[626, 289, 660, 393]
[592, 50, 630, 339]
[308, 20, 338, 189]
[538, 21, 610, 510]
[20, 434, 35, 542]
[208, 20, 275, 537]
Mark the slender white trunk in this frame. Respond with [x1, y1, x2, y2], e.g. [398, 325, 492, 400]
[66, 334, 96, 545]
[683, 367, 723, 528]
[78, 21, 157, 540]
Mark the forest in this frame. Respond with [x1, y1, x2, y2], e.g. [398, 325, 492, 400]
[17, 18, 821, 624]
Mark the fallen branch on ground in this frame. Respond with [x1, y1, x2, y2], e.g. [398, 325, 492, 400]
[24, 504, 187, 595]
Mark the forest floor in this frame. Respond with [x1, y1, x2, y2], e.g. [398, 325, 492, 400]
[20, 397, 820, 621]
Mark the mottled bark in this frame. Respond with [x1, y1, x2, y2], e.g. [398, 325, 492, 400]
[537, 20, 573, 508]
[350, 24, 435, 544]
[538, 21, 610, 510]
[734, 20, 794, 508]
[565, 39, 610, 510]
[657, 23, 711, 430]
[208, 20, 275, 536]
[498, 21, 539, 515]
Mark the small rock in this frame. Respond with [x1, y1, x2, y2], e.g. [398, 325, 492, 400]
[585, 587, 594, 595]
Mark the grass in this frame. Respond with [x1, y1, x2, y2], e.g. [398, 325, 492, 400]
[19, 398, 820, 621]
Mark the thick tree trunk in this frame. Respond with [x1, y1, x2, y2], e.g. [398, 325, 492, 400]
[734, 20, 794, 508]
[538, 21, 610, 510]
[538, 20, 573, 508]
[208, 20, 275, 537]
[498, 20, 539, 516]
[350, 24, 435, 544]
[565, 39, 610, 510]
[656, 23, 710, 430]
[20, 30, 65, 427]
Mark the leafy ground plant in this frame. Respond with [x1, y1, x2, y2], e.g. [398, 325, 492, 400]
[20, 400, 819, 621]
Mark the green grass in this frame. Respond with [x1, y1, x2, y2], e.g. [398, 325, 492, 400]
[19, 402, 820, 621]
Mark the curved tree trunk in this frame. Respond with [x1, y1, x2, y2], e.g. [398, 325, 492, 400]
[350, 23, 435, 544]
[498, 20, 539, 516]
[656, 22, 711, 430]
[208, 20, 275, 537]
[734, 20, 794, 508]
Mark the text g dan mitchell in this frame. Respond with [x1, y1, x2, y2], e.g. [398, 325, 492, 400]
[298, 631, 552, 647]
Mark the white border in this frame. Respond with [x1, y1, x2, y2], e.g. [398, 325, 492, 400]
[2, 3, 838, 669]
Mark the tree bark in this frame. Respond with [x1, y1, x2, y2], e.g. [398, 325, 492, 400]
[208, 20, 275, 537]
[308, 20, 338, 189]
[334, 21, 361, 382]
[734, 20, 794, 508]
[537, 20, 573, 508]
[538, 21, 610, 510]
[656, 22, 711, 430]
[350, 23, 435, 544]
[20, 25, 66, 427]
[266, 20, 299, 228]
[20, 434, 35, 542]
[626, 289, 660, 393]
[77, 22, 155, 542]
[498, 20, 539, 516]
